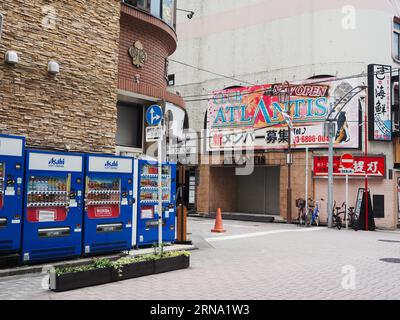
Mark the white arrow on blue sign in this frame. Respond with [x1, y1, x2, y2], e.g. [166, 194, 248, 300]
[146, 105, 163, 126]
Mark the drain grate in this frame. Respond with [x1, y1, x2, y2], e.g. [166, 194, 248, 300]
[380, 258, 400, 264]
[378, 240, 400, 243]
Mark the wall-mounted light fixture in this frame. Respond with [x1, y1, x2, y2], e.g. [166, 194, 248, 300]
[48, 60, 60, 75]
[5, 50, 19, 65]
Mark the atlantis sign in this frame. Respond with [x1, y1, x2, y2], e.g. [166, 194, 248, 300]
[207, 79, 363, 151]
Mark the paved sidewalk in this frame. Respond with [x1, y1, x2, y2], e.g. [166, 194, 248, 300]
[1, 218, 400, 300]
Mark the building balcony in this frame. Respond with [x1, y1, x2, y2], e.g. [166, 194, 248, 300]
[122, 0, 176, 31]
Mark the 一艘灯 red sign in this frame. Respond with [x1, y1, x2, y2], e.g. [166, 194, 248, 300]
[314, 156, 385, 177]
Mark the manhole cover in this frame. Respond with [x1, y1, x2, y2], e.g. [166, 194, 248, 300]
[378, 240, 400, 243]
[380, 258, 400, 264]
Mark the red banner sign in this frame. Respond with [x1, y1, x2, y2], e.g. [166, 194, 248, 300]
[314, 156, 385, 177]
[87, 205, 120, 219]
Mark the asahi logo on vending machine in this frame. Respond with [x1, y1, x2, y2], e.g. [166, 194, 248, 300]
[48, 157, 65, 168]
[104, 160, 119, 170]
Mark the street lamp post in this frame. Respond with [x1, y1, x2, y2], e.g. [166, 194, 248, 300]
[278, 81, 292, 224]
[325, 85, 367, 228]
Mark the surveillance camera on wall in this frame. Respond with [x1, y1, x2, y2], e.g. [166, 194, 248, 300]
[134, 74, 140, 83]
[5, 50, 19, 65]
[187, 12, 194, 19]
[48, 61, 60, 74]
[176, 90, 181, 96]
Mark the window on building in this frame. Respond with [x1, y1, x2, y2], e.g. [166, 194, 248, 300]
[116, 102, 143, 149]
[151, 0, 161, 17]
[162, 0, 176, 28]
[122, 0, 176, 29]
[393, 18, 400, 61]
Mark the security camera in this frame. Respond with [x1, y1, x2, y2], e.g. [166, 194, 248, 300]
[187, 11, 194, 19]
[134, 74, 140, 83]
[176, 90, 181, 96]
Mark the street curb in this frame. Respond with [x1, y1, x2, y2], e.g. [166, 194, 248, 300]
[0, 245, 197, 279]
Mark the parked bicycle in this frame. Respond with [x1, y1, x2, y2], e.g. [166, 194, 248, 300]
[296, 198, 322, 227]
[342, 204, 359, 231]
[296, 198, 306, 226]
[309, 198, 323, 227]
[332, 201, 344, 230]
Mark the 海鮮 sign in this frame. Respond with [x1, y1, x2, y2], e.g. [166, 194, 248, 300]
[368, 64, 392, 141]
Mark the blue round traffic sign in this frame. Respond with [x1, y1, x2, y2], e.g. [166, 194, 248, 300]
[146, 105, 163, 126]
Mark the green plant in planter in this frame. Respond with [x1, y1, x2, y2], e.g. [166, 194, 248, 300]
[55, 257, 113, 276]
[55, 265, 95, 276]
[54, 251, 191, 278]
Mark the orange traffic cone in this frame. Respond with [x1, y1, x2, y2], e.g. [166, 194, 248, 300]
[212, 208, 226, 233]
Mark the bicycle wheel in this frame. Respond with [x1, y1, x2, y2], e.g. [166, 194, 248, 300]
[336, 216, 342, 230]
[352, 217, 359, 231]
[305, 211, 312, 227]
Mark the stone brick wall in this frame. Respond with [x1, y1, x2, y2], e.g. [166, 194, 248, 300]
[0, 0, 121, 153]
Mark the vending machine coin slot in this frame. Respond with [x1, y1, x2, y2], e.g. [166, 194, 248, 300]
[0, 217, 7, 228]
[96, 223, 123, 233]
[38, 227, 71, 238]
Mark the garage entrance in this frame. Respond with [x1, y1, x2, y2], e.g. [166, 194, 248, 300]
[236, 166, 280, 215]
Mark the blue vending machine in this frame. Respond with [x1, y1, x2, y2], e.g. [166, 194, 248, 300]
[83, 154, 134, 255]
[22, 150, 84, 264]
[0, 134, 25, 255]
[134, 160, 177, 248]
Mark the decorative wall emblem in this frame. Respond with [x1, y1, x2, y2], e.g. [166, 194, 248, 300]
[129, 41, 147, 68]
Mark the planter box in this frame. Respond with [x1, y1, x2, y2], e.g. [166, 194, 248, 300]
[111, 260, 154, 281]
[49, 255, 190, 292]
[154, 255, 190, 274]
[50, 267, 112, 292]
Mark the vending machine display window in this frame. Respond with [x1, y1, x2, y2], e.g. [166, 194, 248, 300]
[0, 162, 4, 210]
[140, 164, 172, 205]
[85, 177, 121, 219]
[26, 175, 69, 223]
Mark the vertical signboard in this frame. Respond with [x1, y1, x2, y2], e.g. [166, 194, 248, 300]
[368, 64, 392, 141]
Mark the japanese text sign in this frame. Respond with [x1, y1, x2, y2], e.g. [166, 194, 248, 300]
[368, 64, 392, 141]
[313, 156, 385, 177]
[206, 78, 363, 151]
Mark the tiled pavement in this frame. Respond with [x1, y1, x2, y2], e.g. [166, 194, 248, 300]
[1, 218, 400, 300]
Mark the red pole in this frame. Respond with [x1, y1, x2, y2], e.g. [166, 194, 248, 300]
[364, 93, 369, 231]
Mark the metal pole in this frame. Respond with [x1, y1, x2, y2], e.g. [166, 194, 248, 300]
[287, 82, 292, 224]
[305, 147, 309, 216]
[364, 93, 369, 231]
[345, 174, 349, 229]
[327, 120, 334, 228]
[158, 123, 163, 249]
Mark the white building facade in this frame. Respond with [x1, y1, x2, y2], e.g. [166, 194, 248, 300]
[170, 0, 400, 229]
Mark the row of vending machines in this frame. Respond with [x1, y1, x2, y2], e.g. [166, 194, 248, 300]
[0, 134, 177, 264]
